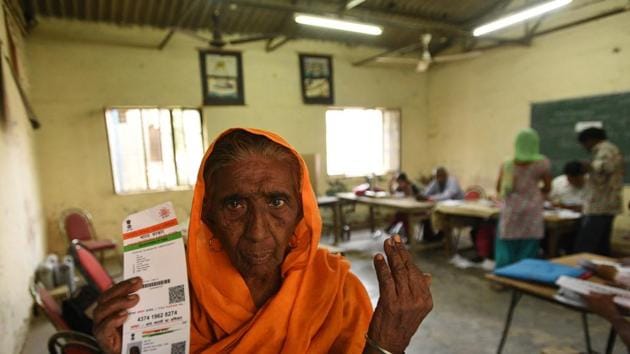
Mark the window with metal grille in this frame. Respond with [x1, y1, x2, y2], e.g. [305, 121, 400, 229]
[105, 107, 204, 194]
[325, 108, 400, 176]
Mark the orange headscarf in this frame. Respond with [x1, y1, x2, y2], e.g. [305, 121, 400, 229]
[187, 128, 373, 353]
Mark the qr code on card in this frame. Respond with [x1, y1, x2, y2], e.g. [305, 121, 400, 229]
[171, 341, 186, 354]
[168, 285, 185, 304]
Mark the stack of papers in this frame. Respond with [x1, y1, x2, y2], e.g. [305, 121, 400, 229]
[555, 275, 630, 309]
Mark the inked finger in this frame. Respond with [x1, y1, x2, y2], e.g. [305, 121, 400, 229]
[384, 237, 409, 296]
[373, 253, 395, 299]
[93, 294, 140, 325]
[98, 277, 143, 305]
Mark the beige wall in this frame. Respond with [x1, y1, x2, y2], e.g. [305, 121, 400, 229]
[27, 20, 429, 254]
[0, 9, 46, 354]
[426, 13, 630, 239]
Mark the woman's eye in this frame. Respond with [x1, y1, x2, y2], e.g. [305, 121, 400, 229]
[269, 198, 286, 208]
[225, 200, 244, 210]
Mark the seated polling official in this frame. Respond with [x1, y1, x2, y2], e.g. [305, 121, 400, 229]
[93, 128, 433, 354]
[386, 172, 420, 238]
[549, 160, 586, 211]
[389, 172, 420, 197]
[418, 167, 464, 202]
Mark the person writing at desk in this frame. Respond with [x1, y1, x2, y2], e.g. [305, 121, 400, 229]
[549, 160, 587, 212]
[417, 167, 464, 202]
[386, 172, 420, 238]
[92, 128, 433, 354]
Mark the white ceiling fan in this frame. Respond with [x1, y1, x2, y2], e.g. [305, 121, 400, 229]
[374, 34, 482, 72]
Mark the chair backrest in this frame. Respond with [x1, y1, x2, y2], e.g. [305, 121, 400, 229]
[69, 240, 113, 293]
[48, 331, 101, 354]
[60, 209, 95, 243]
[33, 283, 71, 331]
[464, 185, 487, 201]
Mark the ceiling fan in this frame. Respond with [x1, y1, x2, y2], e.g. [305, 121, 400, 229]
[374, 34, 482, 72]
[175, 10, 280, 50]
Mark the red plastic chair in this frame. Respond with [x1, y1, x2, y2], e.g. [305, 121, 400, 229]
[31, 284, 101, 354]
[68, 240, 113, 293]
[59, 209, 117, 262]
[464, 185, 487, 201]
[32, 283, 71, 331]
[48, 331, 101, 354]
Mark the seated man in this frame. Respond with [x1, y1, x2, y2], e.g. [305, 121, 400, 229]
[92, 128, 433, 354]
[416, 167, 464, 242]
[419, 167, 464, 201]
[549, 160, 586, 211]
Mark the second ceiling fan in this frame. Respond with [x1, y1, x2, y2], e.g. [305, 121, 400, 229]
[375, 34, 482, 72]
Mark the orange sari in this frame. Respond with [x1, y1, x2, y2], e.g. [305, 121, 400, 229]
[187, 128, 373, 353]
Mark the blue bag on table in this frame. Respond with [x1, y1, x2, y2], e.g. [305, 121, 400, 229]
[494, 258, 585, 284]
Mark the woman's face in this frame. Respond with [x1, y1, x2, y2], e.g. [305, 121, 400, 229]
[204, 155, 302, 279]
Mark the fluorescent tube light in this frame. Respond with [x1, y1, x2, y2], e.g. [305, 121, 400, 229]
[294, 13, 383, 36]
[473, 0, 572, 37]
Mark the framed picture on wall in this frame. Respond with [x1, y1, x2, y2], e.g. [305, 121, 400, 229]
[199, 50, 245, 105]
[299, 54, 334, 105]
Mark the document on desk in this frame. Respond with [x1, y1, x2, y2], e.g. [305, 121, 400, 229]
[121, 202, 190, 354]
[556, 275, 630, 309]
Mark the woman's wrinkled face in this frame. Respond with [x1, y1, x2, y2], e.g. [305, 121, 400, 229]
[204, 155, 302, 279]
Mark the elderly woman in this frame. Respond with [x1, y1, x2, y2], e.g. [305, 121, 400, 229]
[93, 128, 432, 353]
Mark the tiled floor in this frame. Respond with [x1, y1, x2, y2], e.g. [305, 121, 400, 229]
[22, 230, 626, 354]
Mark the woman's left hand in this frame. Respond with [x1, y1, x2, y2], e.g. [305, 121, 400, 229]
[367, 235, 433, 354]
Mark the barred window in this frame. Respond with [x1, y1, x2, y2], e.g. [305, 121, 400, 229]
[105, 107, 204, 194]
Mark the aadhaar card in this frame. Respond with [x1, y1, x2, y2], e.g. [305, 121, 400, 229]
[121, 202, 190, 354]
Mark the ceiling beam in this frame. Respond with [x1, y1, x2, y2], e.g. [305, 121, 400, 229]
[226, 0, 469, 36]
[465, 0, 514, 28]
[158, 0, 208, 50]
[352, 42, 425, 66]
[265, 36, 291, 52]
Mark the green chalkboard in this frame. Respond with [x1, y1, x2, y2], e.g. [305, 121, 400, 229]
[531, 91, 630, 184]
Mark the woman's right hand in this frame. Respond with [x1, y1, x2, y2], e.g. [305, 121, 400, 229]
[93, 277, 143, 354]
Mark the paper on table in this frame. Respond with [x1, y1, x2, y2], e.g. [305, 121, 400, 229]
[438, 200, 464, 207]
[121, 202, 190, 354]
[543, 209, 581, 219]
[556, 275, 630, 309]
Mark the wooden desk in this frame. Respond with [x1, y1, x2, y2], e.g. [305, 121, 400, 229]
[336, 192, 435, 248]
[433, 201, 581, 257]
[487, 253, 618, 354]
[317, 196, 342, 244]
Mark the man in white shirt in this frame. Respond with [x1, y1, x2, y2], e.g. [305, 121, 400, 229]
[419, 167, 464, 202]
[549, 160, 587, 211]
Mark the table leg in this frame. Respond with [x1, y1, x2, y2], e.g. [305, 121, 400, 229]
[332, 202, 341, 245]
[443, 223, 454, 257]
[605, 326, 616, 354]
[408, 213, 421, 249]
[497, 290, 522, 354]
[369, 206, 376, 233]
[581, 312, 593, 353]
[546, 228, 560, 258]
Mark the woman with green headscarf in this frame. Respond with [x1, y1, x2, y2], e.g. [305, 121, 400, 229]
[495, 128, 552, 269]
